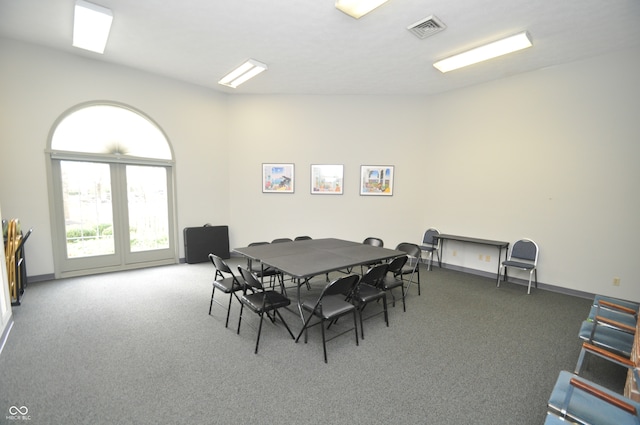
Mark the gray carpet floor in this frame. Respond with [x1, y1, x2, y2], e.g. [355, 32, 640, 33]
[0, 259, 628, 425]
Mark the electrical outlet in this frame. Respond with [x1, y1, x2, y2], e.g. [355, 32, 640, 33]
[452, 250, 457, 257]
[485, 255, 491, 262]
[478, 254, 483, 261]
[613, 277, 621, 286]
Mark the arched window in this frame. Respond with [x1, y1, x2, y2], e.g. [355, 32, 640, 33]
[47, 103, 177, 277]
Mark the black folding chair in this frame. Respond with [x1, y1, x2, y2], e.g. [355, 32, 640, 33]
[295, 274, 360, 363]
[237, 267, 295, 354]
[208, 253, 243, 328]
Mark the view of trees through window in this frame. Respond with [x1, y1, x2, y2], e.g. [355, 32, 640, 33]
[62, 161, 115, 258]
[61, 161, 169, 258]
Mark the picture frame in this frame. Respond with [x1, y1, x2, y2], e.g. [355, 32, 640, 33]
[311, 164, 344, 195]
[360, 165, 394, 196]
[262, 163, 294, 193]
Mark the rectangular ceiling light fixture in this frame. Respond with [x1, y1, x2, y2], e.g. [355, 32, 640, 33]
[218, 59, 268, 88]
[73, 0, 113, 54]
[335, 0, 389, 19]
[433, 31, 532, 73]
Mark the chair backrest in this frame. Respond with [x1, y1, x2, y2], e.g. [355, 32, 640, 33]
[238, 266, 264, 292]
[323, 274, 359, 298]
[421, 228, 440, 247]
[272, 238, 293, 244]
[209, 253, 233, 275]
[396, 242, 421, 259]
[363, 237, 384, 248]
[294, 236, 312, 241]
[361, 263, 389, 286]
[249, 241, 269, 247]
[510, 239, 538, 264]
[386, 255, 408, 274]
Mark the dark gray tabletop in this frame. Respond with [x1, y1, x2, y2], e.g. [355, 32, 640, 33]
[234, 238, 404, 279]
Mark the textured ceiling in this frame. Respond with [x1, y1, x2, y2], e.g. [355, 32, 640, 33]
[1, 0, 639, 95]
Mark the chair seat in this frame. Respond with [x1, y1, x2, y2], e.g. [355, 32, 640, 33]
[242, 291, 291, 313]
[397, 265, 417, 275]
[212, 276, 242, 293]
[302, 294, 355, 320]
[419, 245, 436, 252]
[380, 275, 404, 290]
[356, 283, 386, 303]
[501, 260, 534, 270]
[548, 371, 640, 425]
[251, 265, 279, 277]
[578, 321, 634, 356]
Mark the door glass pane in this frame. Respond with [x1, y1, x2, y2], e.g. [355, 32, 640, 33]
[61, 161, 115, 258]
[127, 165, 169, 252]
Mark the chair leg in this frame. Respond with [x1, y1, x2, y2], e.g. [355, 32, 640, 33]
[224, 293, 233, 328]
[209, 286, 216, 314]
[575, 346, 587, 374]
[527, 271, 533, 295]
[274, 309, 295, 340]
[296, 310, 314, 343]
[382, 295, 389, 327]
[401, 284, 406, 312]
[359, 308, 365, 340]
[237, 303, 245, 334]
[255, 312, 265, 354]
[321, 319, 328, 363]
[352, 311, 359, 346]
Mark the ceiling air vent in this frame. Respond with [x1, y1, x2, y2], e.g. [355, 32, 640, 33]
[407, 15, 446, 39]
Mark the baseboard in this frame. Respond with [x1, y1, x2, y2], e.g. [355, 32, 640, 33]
[433, 262, 594, 300]
[26, 273, 55, 283]
[0, 317, 14, 357]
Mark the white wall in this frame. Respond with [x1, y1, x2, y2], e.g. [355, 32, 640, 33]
[226, 49, 640, 300]
[1, 37, 639, 301]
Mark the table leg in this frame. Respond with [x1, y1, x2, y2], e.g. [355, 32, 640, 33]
[297, 280, 305, 323]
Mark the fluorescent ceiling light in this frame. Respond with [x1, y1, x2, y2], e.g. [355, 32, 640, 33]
[73, 0, 113, 54]
[335, 0, 389, 19]
[433, 31, 532, 73]
[218, 59, 268, 88]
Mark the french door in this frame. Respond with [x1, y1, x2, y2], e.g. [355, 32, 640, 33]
[51, 158, 176, 277]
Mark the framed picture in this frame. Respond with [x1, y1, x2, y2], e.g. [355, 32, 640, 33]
[311, 164, 344, 195]
[262, 163, 294, 193]
[360, 165, 394, 196]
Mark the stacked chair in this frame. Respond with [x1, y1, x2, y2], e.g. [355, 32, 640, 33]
[544, 295, 639, 424]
